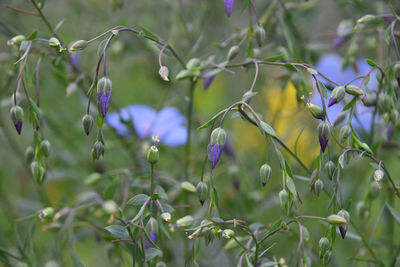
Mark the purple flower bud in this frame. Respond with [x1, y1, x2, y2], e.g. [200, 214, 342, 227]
[327, 98, 338, 107]
[209, 127, 227, 169]
[339, 225, 347, 239]
[203, 69, 215, 90]
[10, 105, 24, 135]
[318, 137, 329, 153]
[145, 230, 157, 249]
[210, 142, 224, 169]
[317, 122, 331, 152]
[97, 77, 112, 117]
[333, 37, 346, 50]
[224, 0, 234, 17]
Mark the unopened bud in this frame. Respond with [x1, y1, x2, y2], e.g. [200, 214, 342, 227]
[356, 201, 369, 219]
[259, 163, 272, 187]
[175, 69, 192, 80]
[38, 207, 54, 221]
[25, 146, 35, 164]
[362, 93, 376, 106]
[186, 58, 201, 71]
[40, 139, 51, 157]
[314, 179, 323, 196]
[221, 229, 235, 239]
[254, 25, 266, 47]
[227, 45, 239, 61]
[328, 86, 345, 107]
[345, 85, 364, 96]
[374, 169, 384, 182]
[319, 237, 330, 255]
[211, 127, 227, 147]
[147, 145, 159, 164]
[159, 66, 169, 81]
[97, 77, 112, 118]
[176, 215, 193, 227]
[7, 35, 26, 46]
[377, 93, 392, 113]
[317, 121, 331, 152]
[307, 103, 324, 120]
[338, 209, 350, 224]
[279, 189, 288, 208]
[325, 161, 336, 180]
[31, 161, 45, 183]
[82, 114, 94, 135]
[10, 105, 24, 135]
[368, 181, 381, 199]
[391, 110, 398, 125]
[48, 37, 60, 48]
[91, 141, 104, 160]
[333, 112, 347, 127]
[327, 214, 347, 225]
[339, 125, 351, 143]
[323, 251, 332, 265]
[161, 212, 171, 222]
[69, 40, 88, 52]
[196, 181, 208, 206]
[102, 200, 118, 214]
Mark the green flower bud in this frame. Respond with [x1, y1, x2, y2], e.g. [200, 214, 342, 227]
[317, 121, 331, 152]
[338, 209, 350, 224]
[362, 93, 377, 107]
[327, 214, 347, 225]
[161, 212, 171, 222]
[102, 200, 118, 214]
[40, 139, 51, 157]
[227, 45, 239, 61]
[325, 161, 336, 180]
[31, 161, 45, 183]
[175, 69, 192, 80]
[158, 66, 169, 81]
[374, 169, 384, 182]
[345, 85, 364, 96]
[10, 105, 24, 135]
[69, 40, 88, 52]
[356, 14, 376, 26]
[155, 262, 167, 267]
[333, 112, 347, 127]
[323, 251, 332, 265]
[196, 181, 208, 206]
[307, 103, 325, 120]
[314, 179, 324, 197]
[147, 145, 159, 164]
[48, 37, 60, 48]
[259, 163, 272, 187]
[82, 114, 94, 136]
[391, 109, 398, 126]
[319, 237, 330, 255]
[38, 207, 54, 221]
[176, 215, 193, 227]
[330, 86, 345, 104]
[181, 181, 196, 192]
[210, 127, 227, 146]
[279, 189, 288, 208]
[254, 25, 266, 47]
[91, 141, 104, 160]
[186, 58, 201, 71]
[221, 229, 235, 239]
[377, 93, 392, 113]
[356, 201, 369, 219]
[25, 146, 35, 164]
[7, 35, 26, 46]
[339, 125, 351, 143]
[368, 181, 381, 199]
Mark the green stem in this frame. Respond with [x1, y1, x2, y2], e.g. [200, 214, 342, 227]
[184, 81, 196, 179]
[30, 0, 60, 41]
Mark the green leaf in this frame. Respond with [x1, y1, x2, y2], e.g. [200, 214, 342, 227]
[96, 114, 104, 129]
[264, 54, 284, 62]
[242, 91, 258, 102]
[105, 225, 129, 239]
[265, 218, 282, 235]
[285, 177, 297, 196]
[319, 81, 328, 99]
[197, 117, 214, 130]
[343, 97, 357, 111]
[338, 153, 345, 168]
[260, 121, 276, 136]
[140, 27, 159, 41]
[284, 63, 297, 72]
[54, 19, 65, 32]
[27, 30, 38, 41]
[181, 181, 196, 192]
[127, 194, 149, 206]
[241, 0, 250, 12]
[365, 59, 377, 67]
[145, 248, 162, 262]
[258, 243, 276, 258]
[386, 203, 400, 225]
[15, 211, 39, 222]
[97, 39, 107, 57]
[213, 187, 219, 207]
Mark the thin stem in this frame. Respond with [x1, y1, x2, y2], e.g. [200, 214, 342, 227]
[30, 0, 61, 41]
[158, 43, 168, 67]
[150, 164, 155, 195]
[35, 54, 43, 107]
[6, 5, 39, 16]
[184, 81, 196, 179]
[249, 60, 259, 93]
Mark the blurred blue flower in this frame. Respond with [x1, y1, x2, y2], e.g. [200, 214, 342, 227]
[106, 105, 187, 146]
[145, 230, 157, 249]
[312, 53, 377, 132]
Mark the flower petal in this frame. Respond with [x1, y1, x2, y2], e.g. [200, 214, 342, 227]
[105, 112, 130, 136]
[127, 105, 157, 138]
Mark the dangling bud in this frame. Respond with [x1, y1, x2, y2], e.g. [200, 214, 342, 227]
[322, 251, 332, 265]
[307, 103, 325, 120]
[7, 35, 26, 46]
[356, 201, 369, 219]
[339, 125, 351, 143]
[31, 161, 45, 183]
[161, 212, 171, 222]
[10, 105, 24, 134]
[224, 0, 235, 17]
[102, 200, 118, 215]
[25, 146, 35, 164]
[328, 86, 345, 107]
[374, 169, 384, 182]
[259, 163, 272, 187]
[317, 121, 331, 152]
[327, 214, 347, 225]
[38, 207, 54, 221]
[97, 77, 112, 117]
[69, 40, 88, 52]
[196, 181, 208, 205]
[209, 127, 227, 169]
[40, 139, 51, 157]
[91, 141, 104, 160]
[314, 179, 324, 196]
[279, 189, 288, 208]
[48, 37, 60, 48]
[368, 181, 380, 199]
[159, 66, 169, 81]
[319, 237, 330, 256]
[337, 209, 350, 239]
[227, 45, 239, 61]
[254, 25, 266, 47]
[362, 93, 376, 106]
[147, 145, 159, 164]
[176, 215, 194, 227]
[325, 161, 336, 180]
[82, 114, 94, 135]
[345, 84, 364, 96]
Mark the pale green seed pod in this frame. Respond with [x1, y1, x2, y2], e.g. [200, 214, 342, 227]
[327, 214, 347, 225]
[25, 146, 35, 164]
[325, 161, 336, 180]
[331, 86, 345, 102]
[102, 200, 118, 215]
[69, 40, 88, 52]
[196, 181, 208, 206]
[307, 103, 324, 120]
[91, 141, 104, 160]
[158, 66, 169, 81]
[147, 145, 159, 164]
[176, 215, 193, 227]
[38, 207, 54, 221]
[279, 189, 288, 208]
[82, 114, 94, 136]
[7, 35, 26, 46]
[31, 161, 45, 183]
[345, 85, 364, 96]
[319, 237, 330, 255]
[40, 139, 51, 157]
[314, 179, 324, 197]
[374, 169, 384, 182]
[161, 212, 171, 222]
[338, 209, 350, 224]
[254, 25, 266, 47]
[339, 125, 351, 143]
[186, 58, 201, 71]
[377, 93, 392, 113]
[48, 37, 60, 48]
[259, 163, 272, 187]
[227, 45, 239, 61]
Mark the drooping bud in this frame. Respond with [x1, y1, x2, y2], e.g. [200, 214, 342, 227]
[161, 212, 171, 222]
[145, 217, 158, 248]
[97, 77, 112, 117]
[175, 69, 192, 80]
[91, 141, 104, 160]
[221, 229, 235, 239]
[10, 105, 24, 134]
[254, 25, 266, 47]
[345, 84, 364, 96]
[362, 93, 376, 106]
[38, 207, 54, 221]
[203, 69, 215, 90]
[328, 86, 345, 107]
[69, 40, 88, 52]
[25, 146, 35, 164]
[158, 66, 169, 81]
[227, 45, 239, 61]
[391, 110, 399, 126]
[82, 114, 94, 135]
[307, 103, 325, 120]
[338, 209, 350, 239]
[319, 237, 330, 256]
[7, 35, 26, 46]
[176, 215, 194, 227]
[40, 139, 51, 157]
[31, 161, 45, 183]
[325, 161, 336, 180]
[327, 214, 347, 225]
[374, 169, 384, 182]
[339, 125, 351, 143]
[368, 181, 381, 199]
[48, 37, 60, 48]
[377, 93, 392, 113]
[224, 0, 235, 17]
[317, 121, 331, 152]
[102, 200, 118, 215]
[147, 145, 159, 164]
[356, 201, 369, 219]
[209, 127, 227, 169]
[259, 163, 272, 187]
[314, 179, 324, 196]
[196, 181, 208, 205]
[279, 189, 288, 208]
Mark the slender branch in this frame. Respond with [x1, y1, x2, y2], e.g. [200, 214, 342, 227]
[30, 0, 61, 40]
[6, 5, 39, 16]
[158, 43, 168, 67]
[184, 81, 196, 179]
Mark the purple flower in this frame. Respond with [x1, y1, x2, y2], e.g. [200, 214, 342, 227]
[339, 225, 347, 239]
[145, 230, 157, 249]
[97, 77, 113, 118]
[15, 121, 22, 135]
[327, 98, 338, 107]
[203, 69, 215, 90]
[224, 0, 234, 17]
[319, 137, 329, 153]
[210, 142, 224, 169]
[209, 127, 227, 169]
[106, 105, 187, 146]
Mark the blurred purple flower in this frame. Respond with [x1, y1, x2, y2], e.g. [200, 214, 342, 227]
[203, 69, 215, 90]
[98, 91, 112, 118]
[339, 225, 347, 239]
[106, 105, 187, 146]
[145, 230, 157, 249]
[224, 0, 234, 17]
[210, 142, 224, 169]
[312, 53, 377, 132]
